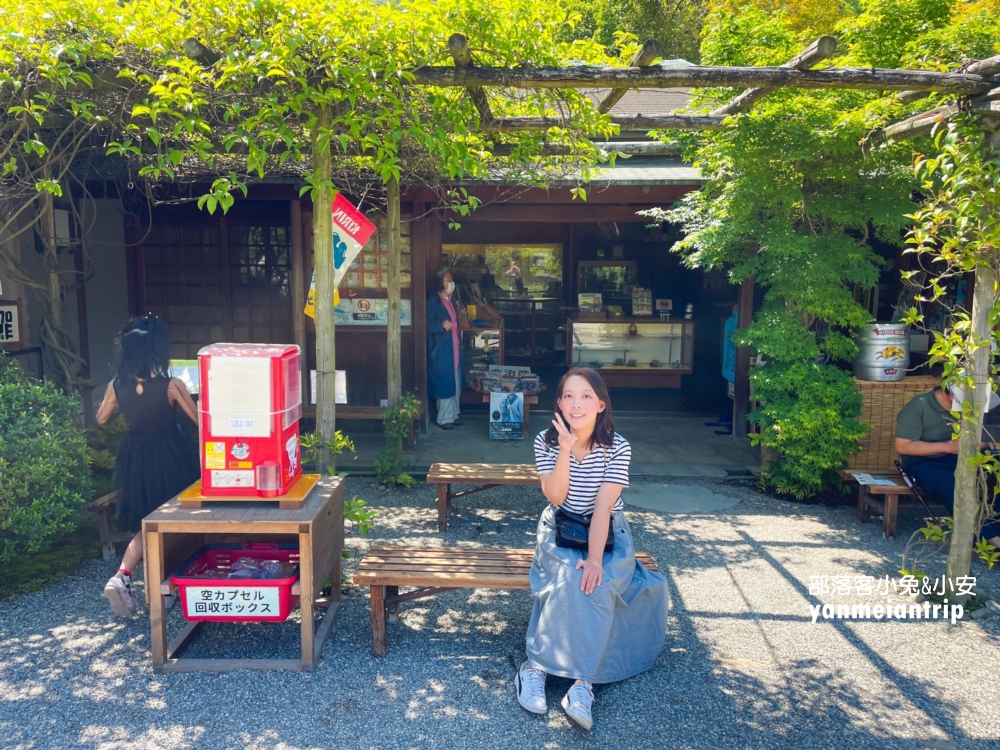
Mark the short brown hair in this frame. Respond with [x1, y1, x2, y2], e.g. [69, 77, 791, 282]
[544, 367, 616, 450]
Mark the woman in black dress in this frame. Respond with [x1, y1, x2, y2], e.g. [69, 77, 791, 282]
[96, 314, 199, 617]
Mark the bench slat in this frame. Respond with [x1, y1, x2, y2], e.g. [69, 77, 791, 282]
[355, 547, 658, 588]
[426, 463, 538, 484]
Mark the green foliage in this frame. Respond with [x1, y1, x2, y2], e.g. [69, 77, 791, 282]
[300, 428, 378, 560]
[904, 115, 1000, 569]
[375, 393, 421, 488]
[0, 353, 92, 563]
[563, 1, 705, 62]
[642, 7, 926, 497]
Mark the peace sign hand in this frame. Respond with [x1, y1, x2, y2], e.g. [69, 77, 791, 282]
[552, 412, 577, 451]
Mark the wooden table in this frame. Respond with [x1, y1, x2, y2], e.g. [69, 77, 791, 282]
[426, 463, 539, 531]
[355, 546, 658, 657]
[142, 476, 344, 673]
[475, 390, 540, 436]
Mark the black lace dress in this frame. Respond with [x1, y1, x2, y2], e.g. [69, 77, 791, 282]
[113, 377, 199, 531]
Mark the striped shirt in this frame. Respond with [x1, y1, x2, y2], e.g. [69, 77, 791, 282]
[534, 431, 630, 515]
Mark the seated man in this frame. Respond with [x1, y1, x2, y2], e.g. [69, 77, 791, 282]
[895, 384, 1000, 548]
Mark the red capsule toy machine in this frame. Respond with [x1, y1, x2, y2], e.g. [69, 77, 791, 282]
[197, 344, 302, 497]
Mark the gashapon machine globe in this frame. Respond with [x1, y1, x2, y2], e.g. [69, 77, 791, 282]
[197, 344, 303, 497]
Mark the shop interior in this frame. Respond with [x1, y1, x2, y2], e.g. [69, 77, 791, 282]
[442, 220, 740, 415]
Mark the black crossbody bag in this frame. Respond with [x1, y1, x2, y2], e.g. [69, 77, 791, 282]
[554, 447, 616, 553]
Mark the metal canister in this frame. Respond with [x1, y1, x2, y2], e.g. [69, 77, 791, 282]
[852, 322, 910, 381]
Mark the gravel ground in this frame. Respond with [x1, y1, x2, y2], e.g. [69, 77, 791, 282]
[2, 477, 999, 750]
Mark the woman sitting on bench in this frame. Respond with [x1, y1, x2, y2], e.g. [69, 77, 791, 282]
[516, 367, 669, 731]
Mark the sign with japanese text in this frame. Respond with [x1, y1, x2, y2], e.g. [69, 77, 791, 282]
[0, 299, 23, 348]
[305, 194, 377, 318]
[184, 586, 280, 618]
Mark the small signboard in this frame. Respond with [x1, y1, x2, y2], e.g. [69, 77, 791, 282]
[490, 391, 524, 440]
[310, 370, 347, 405]
[184, 586, 280, 618]
[305, 194, 377, 318]
[488, 364, 532, 378]
[632, 288, 653, 316]
[0, 299, 24, 348]
[333, 298, 412, 326]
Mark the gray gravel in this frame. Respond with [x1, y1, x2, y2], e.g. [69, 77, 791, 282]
[2, 477, 999, 750]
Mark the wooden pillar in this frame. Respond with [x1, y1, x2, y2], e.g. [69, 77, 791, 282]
[733, 275, 754, 439]
[312, 109, 336, 472]
[289, 199, 308, 399]
[413, 201, 428, 429]
[386, 176, 402, 406]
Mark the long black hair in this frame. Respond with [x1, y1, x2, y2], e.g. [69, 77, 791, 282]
[544, 367, 615, 450]
[114, 314, 171, 383]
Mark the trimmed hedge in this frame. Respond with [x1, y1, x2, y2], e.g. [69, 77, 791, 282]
[0, 352, 91, 563]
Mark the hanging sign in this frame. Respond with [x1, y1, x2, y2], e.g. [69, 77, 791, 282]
[0, 299, 23, 349]
[305, 194, 377, 318]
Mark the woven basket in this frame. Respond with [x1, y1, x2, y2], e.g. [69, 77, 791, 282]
[847, 375, 940, 473]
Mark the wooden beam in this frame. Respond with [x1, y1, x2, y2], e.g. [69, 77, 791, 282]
[485, 114, 727, 131]
[312, 108, 336, 472]
[386, 175, 402, 407]
[895, 54, 1000, 104]
[409, 65, 994, 95]
[733, 275, 754, 440]
[870, 104, 959, 144]
[448, 34, 493, 126]
[597, 40, 664, 115]
[290, 199, 309, 400]
[446, 202, 695, 222]
[712, 36, 838, 117]
[412, 202, 429, 432]
[489, 141, 682, 156]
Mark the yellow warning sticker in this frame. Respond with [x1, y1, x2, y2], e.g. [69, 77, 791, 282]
[228, 461, 253, 469]
[205, 442, 226, 469]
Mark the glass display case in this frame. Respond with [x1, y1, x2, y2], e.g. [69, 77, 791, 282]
[489, 296, 561, 365]
[461, 325, 504, 400]
[577, 261, 638, 313]
[567, 318, 694, 388]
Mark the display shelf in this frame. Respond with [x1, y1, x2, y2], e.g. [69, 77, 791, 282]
[567, 317, 694, 388]
[461, 325, 504, 403]
[488, 296, 562, 365]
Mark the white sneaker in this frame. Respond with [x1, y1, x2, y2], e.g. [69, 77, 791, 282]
[515, 662, 547, 714]
[104, 576, 137, 618]
[561, 682, 594, 730]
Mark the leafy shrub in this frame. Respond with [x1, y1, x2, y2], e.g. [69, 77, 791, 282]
[0, 353, 92, 563]
[375, 393, 421, 488]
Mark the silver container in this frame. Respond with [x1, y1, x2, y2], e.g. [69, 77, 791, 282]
[853, 322, 910, 382]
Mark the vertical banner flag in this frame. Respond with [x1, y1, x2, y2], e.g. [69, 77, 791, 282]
[305, 194, 377, 318]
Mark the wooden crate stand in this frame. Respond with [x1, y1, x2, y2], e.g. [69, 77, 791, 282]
[142, 476, 344, 673]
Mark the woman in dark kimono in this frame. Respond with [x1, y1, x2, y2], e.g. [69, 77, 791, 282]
[427, 269, 466, 430]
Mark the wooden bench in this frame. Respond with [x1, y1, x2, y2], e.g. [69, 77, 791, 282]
[426, 463, 539, 531]
[354, 545, 659, 657]
[90, 489, 130, 561]
[300, 404, 425, 451]
[839, 470, 922, 540]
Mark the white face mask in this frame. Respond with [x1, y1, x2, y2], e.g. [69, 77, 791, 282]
[445, 281, 455, 294]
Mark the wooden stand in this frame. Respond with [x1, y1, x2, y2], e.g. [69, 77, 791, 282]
[142, 476, 344, 673]
[176, 473, 320, 510]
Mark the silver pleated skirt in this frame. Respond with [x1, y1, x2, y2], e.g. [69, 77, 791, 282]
[524, 504, 670, 684]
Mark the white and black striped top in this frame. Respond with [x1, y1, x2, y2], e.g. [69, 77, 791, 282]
[534, 431, 630, 515]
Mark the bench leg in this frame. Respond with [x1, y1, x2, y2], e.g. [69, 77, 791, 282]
[857, 486, 870, 524]
[370, 585, 388, 657]
[437, 483, 450, 532]
[882, 495, 898, 540]
[95, 506, 116, 561]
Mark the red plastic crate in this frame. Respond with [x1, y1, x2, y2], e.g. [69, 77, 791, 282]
[170, 543, 300, 623]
